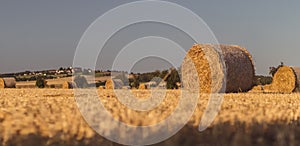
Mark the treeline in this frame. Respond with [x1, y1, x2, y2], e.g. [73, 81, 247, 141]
[114, 69, 181, 89]
[253, 75, 272, 86]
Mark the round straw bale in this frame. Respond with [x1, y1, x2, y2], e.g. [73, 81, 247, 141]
[105, 79, 124, 89]
[0, 77, 16, 88]
[265, 66, 298, 93]
[105, 79, 114, 89]
[263, 84, 273, 93]
[182, 44, 255, 93]
[62, 81, 77, 89]
[0, 78, 4, 88]
[139, 83, 147, 89]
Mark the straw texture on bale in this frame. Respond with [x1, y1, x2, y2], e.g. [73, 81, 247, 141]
[0, 77, 16, 88]
[98, 86, 105, 90]
[182, 44, 255, 93]
[292, 67, 300, 92]
[62, 81, 77, 89]
[139, 83, 147, 89]
[105, 79, 114, 89]
[248, 85, 263, 93]
[105, 79, 124, 89]
[263, 66, 299, 93]
[263, 84, 273, 93]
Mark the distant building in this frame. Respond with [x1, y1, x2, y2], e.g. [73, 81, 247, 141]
[47, 70, 57, 74]
[145, 81, 157, 89]
[72, 67, 82, 73]
[158, 81, 167, 89]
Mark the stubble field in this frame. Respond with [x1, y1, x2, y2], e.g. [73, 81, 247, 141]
[1, 89, 300, 146]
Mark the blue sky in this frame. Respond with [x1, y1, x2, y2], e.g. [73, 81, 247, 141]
[0, 0, 299, 75]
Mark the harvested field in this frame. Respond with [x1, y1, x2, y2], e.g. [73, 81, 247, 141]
[1, 89, 300, 145]
[15, 76, 110, 89]
[15, 84, 37, 89]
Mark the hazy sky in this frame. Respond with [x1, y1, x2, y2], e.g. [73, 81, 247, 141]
[0, 0, 299, 75]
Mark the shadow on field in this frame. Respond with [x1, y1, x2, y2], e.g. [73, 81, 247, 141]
[3, 120, 300, 146]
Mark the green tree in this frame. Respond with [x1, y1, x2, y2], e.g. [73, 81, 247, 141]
[166, 69, 180, 89]
[36, 76, 47, 88]
[269, 62, 284, 77]
[130, 77, 140, 89]
[160, 70, 169, 79]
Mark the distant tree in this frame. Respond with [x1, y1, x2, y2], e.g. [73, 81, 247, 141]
[153, 70, 161, 77]
[129, 75, 140, 89]
[253, 75, 272, 86]
[152, 77, 163, 85]
[166, 69, 180, 89]
[160, 70, 169, 79]
[269, 62, 284, 77]
[269, 67, 277, 77]
[36, 76, 47, 88]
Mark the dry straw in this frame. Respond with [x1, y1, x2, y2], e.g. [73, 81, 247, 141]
[16, 85, 36, 89]
[105, 79, 124, 89]
[98, 86, 105, 90]
[262, 66, 299, 93]
[105, 79, 114, 89]
[62, 81, 77, 89]
[0, 77, 16, 88]
[248, 85, 264, 93]
[138, 83, 147, 89]
[182, 44, 255, 93]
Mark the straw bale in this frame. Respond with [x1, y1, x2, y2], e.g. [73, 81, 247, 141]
[263, 66, 299, 93]
[105, 79, 124, 89]
[271, 66, 296, 93]
[0, 77, 16, 88]
[248, 85, 263, 93]
[0, 78, 4, 88]
[62, 81, 77, 89]
[105, 79, 114, 89]
[138, 83, 147, 89]
[182, 44, 254, 93]
[263, 84, 273, 93]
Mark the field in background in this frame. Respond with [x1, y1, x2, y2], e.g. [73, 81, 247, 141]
[1, 89, 300, 145]
[15, 76, 111, 87]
